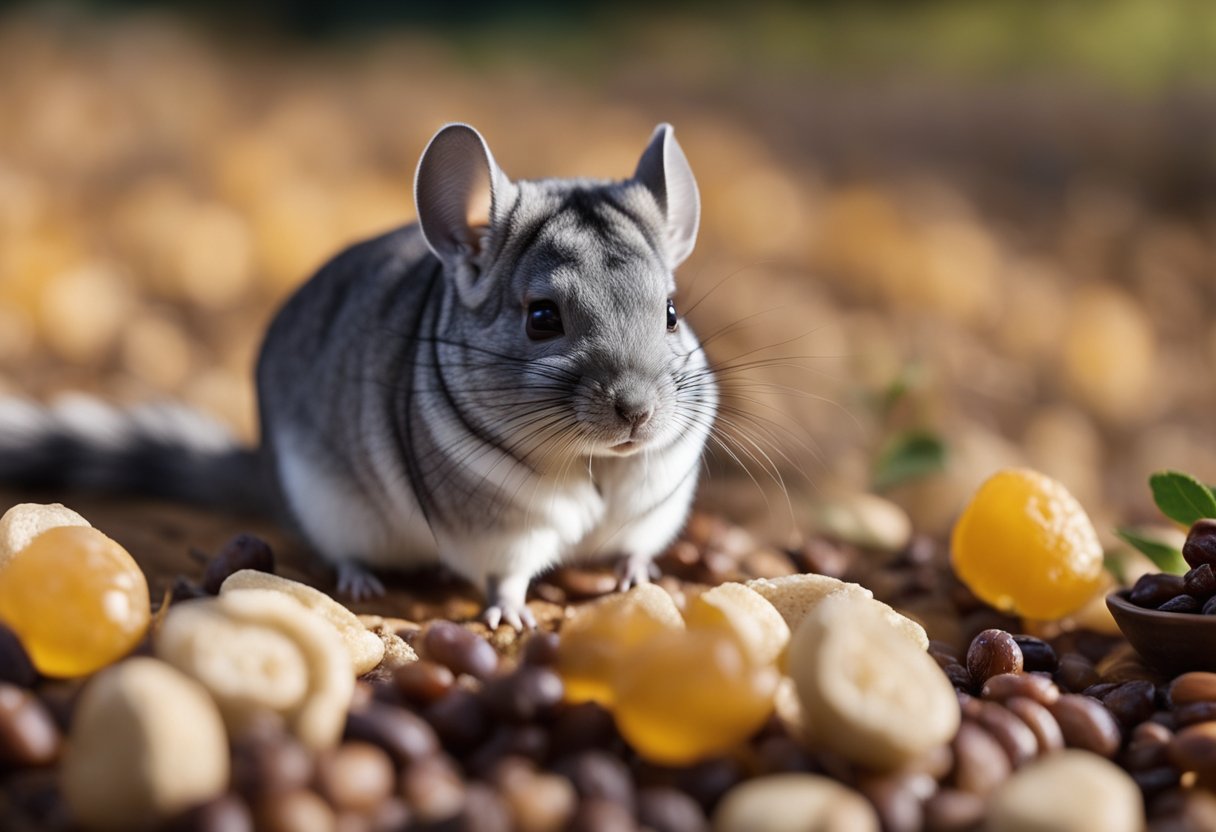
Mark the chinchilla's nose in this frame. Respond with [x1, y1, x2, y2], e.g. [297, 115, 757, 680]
[612, 385, 654, 432]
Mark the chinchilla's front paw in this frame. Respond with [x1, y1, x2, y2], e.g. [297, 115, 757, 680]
[336, 561, 386, 602]
[483, 573, 536, 631]
[615, 554, 660, 592]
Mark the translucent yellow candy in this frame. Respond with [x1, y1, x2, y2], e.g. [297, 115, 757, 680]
[0, 526, 151, 677]
[951, 468, 1103, 620]
[612, 629, 778, 766]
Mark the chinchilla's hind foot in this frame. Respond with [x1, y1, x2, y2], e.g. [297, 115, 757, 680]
[336, 561, 386, 601]
[483, 573, 536, 631]
[615, 554, 659, 592]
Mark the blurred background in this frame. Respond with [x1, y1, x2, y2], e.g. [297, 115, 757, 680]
[0, 0, 1214, 544]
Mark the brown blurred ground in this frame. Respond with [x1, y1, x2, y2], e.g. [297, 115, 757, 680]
[0, 6, 1214, 560]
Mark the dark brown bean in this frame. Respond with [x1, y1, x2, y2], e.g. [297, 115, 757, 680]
[674, 758, 744, 812]
[465, 724, 549, 776]
[966, 629, 1023, 686]
[393, 660, 455, 705]
[420, 621, 498, 680]
[1169, 672, 1216, 707]
[481, 666, 564, 722]
[1185, 564, 1216, 600]
[1011, 636, 1057, 673]
[344, 702, 438, 766]
[637, 787, 710, 832]
[0, 624, 37, 687]
[923, 788, 985, 832]
[1082, 682, 1119, 700]
[1129, 573, 1187, 608]
[976, 702, 1038, 767]
[315, 742, 395, 812]
[1003, 695, 1063, 756]
[951, 722, 1011, 796]
[1054, 654, 1100, 693]
[423, 688, 490, 752]
[202, 533, 275, 594]
[552, 750, 637, 815]
[1132, 766, 1181, 799]
[521, 631, 561, 666]
[434, 783, 513, 832]
[945, 664, 973, 690]
[1174, 702, 1216, 728]
[1183, 519, 1216, 569]
[1158, 594, 1201, 614]
[857, 775, 924, 832]
[255, 789, 335, 832]
[754, 735, 815, 774]
[163, 794, 255, 832]
[1168, 721, 1216, 778]
[548, 701, 617, 758]
[1204, 596, 1216, 616]
[980, 672, 1059, 706]
[0, 683, 60, 766]
[401, 756, 465, 823]
[365, 799, 410, 832]
[494, 759, 577, 832]
[1102, 680, 1157, 729]
[231, 732, 315, 800]
[1049, 694, 1122, 757]
[1133, 721, 1174, 746]
[567, 799, 638, 832]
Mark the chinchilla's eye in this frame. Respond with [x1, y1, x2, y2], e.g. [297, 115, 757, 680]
[526, 300, 564, 340]
[666, 299, 678, 332]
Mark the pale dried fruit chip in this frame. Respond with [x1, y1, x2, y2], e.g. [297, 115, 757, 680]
[220, 569, 385, 675]
[712, 773, 879, 832]
[987, 749, 1144, 832]
[62, 658, 229, 832]
[684, 581, 790, 667]
[155, 590, 353, 749]
[788, 593, 958, 770]
[0, 502, 91, 568]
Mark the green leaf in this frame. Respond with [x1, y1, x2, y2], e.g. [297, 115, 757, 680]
[1149, 470, 1216, 526]
[872, 431, 947, 491]
[1116, 527, 1188, 575]
[1102, 551, 1127, 585]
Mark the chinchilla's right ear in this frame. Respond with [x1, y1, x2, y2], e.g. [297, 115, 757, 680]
[415, 123, 517, 308]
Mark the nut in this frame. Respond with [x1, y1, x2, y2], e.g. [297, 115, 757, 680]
[155, 590, 353, 748]
[684, 581, 790, 667]
[787, 593, 958, 770]
[711, 774, 879, 832]
[0, 502, 90, 567]
[986, 749, 1144, 832]
[220, 570, 385, 675]
[61, 658, 229, 832]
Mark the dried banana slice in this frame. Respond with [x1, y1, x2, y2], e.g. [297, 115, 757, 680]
[0, 502, 91, 567]
[684, 582, 790, 667]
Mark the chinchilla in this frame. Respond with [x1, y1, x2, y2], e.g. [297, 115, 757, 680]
[0, 122, 718, 629]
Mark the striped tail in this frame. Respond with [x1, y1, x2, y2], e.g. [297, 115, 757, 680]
[0, 395, 274, 515]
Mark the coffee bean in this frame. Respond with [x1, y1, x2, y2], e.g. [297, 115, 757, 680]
[548, 701, 618, 758]
[754, 735, 815, 774]
[567, 798, 638, 832]
[1054, 654, 1100, 693]
[548, 567, 619, 599]
[394, 661, 455, 705]
[976, 702, 1038, 767]
[344, 702, 438, 766]
[1004, 696, 1063, 755]
[366, 799, 411, 832]
[637, 787, 709, 832]
[1175, 702, 1216, 728]
[1124, 732, 1170, 771]
[435, 783, 512, 832]
[482, 666, 564, 722]
[0, 683, 60, 767]
[1083, 682, 1119, 700]
[420, 621, 498, 680]
[423, 688, 490, 752]
[1168, 722, 1216, 778]
[857, 775, 923, 832]
[1129, 573, 1186, 608]
[163, 795, 254, 832]
[401, 756, 465, 823]
[1205, 596, 1216, 616]
[945, 664, 972, 690]
[1185, 564, 1216, 600]
[951, 721, 1011, 796]
[1183, 519, 1216, 569]
[674, 757, 744, 812]
[202, 533, 275, 594]
[315, 742, 395, 812]
[0, 624, 36, 687]
[255, 789, 335, 832]
[465, 725, 549, 775]
[1133, 721, 1173, 746]
[1102, 681, 1156, 729]
[552, 750, 637, 815]
[1158, 595, 1201, 614]
[231, 733, 314, 800]
[494, 758, 578, 832]
[1169, 672, 1216, 707]
[923, 788, 985, 832]
[521, 631, 560, 667]
[1011, 636, 1058, 673]
[966, 629, 1023, 686]
[1049, 694, 1122, 757]
[1132, 766, 1180, 800]
[981, 672, 1060, 706]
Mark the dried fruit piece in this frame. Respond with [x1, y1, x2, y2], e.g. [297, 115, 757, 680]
[711, 774, 879, 832]
[951, 468, 1104, 620]
[683, 582, 790, 667]
[62, 658, 229, 832]
[788, 593, 959, 770]
[0, 525, 150, 678]
[556, 584, 684, 707]
[155, 590, 353, 748]
[221, 570, 384, 675]
[0, 502, 91, 568]
[612, 628, 778, 766]
[987, 749, 1144, 832]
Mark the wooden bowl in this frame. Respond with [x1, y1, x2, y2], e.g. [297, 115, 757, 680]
[1106, 590, 1216, 676]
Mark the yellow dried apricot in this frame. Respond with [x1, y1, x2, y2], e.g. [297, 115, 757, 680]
[0, 526, 150, 678]
[951, 468, 1103, 620]
[612, 629, 778, 766]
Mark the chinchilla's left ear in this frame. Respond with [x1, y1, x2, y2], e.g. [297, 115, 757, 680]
[415, 123, 518, 307]
[633, 123, 700, 268]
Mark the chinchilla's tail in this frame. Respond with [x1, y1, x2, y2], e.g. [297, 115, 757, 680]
[0, 395, 275, 515]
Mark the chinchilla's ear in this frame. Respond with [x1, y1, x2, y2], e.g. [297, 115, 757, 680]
[633, 123, 700, 268]
[415, 123, 517, 307]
